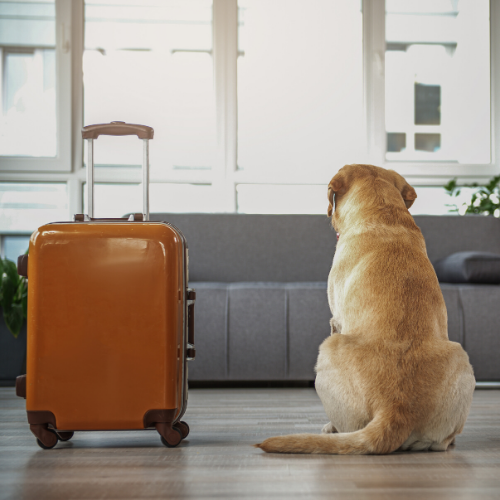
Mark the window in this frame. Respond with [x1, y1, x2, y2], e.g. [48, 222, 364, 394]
[83, 0, 215, 176]
[83, 182, 218, 217]
[0, 182, 68, 232]
[2, 235, 30, 261]
[385, 0, 490, 163]
[237, 184, 327, 214]
[0, 0, 72, 171]
[237, 0, 363, 177]
[0, 0, 499, 229]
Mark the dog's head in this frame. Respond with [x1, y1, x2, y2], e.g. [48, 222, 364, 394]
[327, 164, 417, 218]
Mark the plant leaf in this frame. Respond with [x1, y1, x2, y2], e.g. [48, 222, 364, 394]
[1, 274, 16, 311]
[3, 259, 19, 285]
[3, 303, 23, 338]
[444, 178, 457, 196]
[21, 292, 28, 318]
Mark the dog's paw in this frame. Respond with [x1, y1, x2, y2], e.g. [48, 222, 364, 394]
[321, 422, 337, 434]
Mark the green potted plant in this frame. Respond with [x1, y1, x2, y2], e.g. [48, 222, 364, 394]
[444, 175, 500, 216]
[0, 257, 28, 384]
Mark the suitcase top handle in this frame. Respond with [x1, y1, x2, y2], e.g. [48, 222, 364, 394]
[82, 121, 154, 140]
[81, 121, 153, 220]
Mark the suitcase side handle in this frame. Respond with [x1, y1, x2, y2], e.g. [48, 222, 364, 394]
[187, 289, 195, 360]
[82, 121, 154, 140]
[81, 122, 153, 221]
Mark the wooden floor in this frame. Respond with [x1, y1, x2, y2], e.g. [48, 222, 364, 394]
[1, 388, 499, 500]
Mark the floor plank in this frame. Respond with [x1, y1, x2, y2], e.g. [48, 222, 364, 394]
[1, 388, 499, 499]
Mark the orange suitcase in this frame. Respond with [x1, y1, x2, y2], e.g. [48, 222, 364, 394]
[15, 122, 195, 449]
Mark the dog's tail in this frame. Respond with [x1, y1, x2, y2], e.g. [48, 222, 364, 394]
[255, 410, 411, 455]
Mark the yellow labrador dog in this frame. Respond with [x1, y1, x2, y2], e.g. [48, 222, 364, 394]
[257, 164, 475, 455]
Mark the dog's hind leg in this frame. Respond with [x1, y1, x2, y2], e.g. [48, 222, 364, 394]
[330, 317, 341, 334]
[322, 422, 338, 434]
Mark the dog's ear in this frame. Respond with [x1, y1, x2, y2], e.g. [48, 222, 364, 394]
[401, 184, 417, 209]
[327, 188, 334, 217]
[387, 170, 417, 209]
[327, 176, 343, 216]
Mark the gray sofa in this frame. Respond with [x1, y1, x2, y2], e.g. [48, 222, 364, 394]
[151, 213, 500, 382]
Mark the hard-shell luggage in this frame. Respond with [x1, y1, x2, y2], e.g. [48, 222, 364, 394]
[15, 122, 196, 449]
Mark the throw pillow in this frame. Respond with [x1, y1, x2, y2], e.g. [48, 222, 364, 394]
[434, 251, 500, 284]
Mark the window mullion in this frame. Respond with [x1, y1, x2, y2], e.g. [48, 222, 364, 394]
[55, 0, 72, 172]
[363, 0, 386, 166]
[71, 0, 84, 175]
[67, 177, 82, 219]
[491, 0, 500, 168]
[213, 0, 238, 212]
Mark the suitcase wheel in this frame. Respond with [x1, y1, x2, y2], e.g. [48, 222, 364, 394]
[159, 427, 182, 448]
[35, 429, 58, 450]
[174, 421, 190, 439]
[56, 431, 74, 442]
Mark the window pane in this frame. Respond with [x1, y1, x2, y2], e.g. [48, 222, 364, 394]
[385, 0, 490, 163]
[387, 132, 406, 152]
[415, 133, 440, 152]
[408, 186, 481, 216]
[0, 183, 68, 232]
[237, 184, 327, 214]
[0, 0, 57, 157]
[83, 182, 221, 216]
[83, 0, 215, 177]
[83, 183, 142, 217]
[3, 236, 30, 261]
[237, 0, 363, 176]
[151, 183, 222, 213]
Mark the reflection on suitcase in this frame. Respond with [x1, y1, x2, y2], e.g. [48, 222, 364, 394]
[15, 122, 196, 449]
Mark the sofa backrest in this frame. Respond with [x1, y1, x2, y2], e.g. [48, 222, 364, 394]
[150, 213, 500, 281]
[150, 214, 336, 282]
[413, 215, 500, 264]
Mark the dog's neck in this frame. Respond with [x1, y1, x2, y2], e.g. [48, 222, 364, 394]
[333, 182, 414, 236]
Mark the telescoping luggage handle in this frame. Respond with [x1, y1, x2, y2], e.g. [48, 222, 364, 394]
[81, 122, 154, 221]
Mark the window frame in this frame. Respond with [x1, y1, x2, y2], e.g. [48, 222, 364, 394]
[363, 0, 500, 186]
[0, 0, 73, 172]
[0, 0, 499, 228]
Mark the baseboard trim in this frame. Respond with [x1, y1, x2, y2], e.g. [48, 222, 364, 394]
[189, 380, 315, 388]
[2, 379, 499, 389]
[475, 382, 500, 389]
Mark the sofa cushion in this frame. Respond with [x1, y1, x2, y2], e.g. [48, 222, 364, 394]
[227, 283, 287, 380]
[435, 252, 500, 284]
[440, 284, 464, 345]
[189, 282, 469, 381]
[186, 283, 229, 381]
[189, 282, 332, 381]
[457, 285, 500, 381]
[286, 283, 330, 380]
